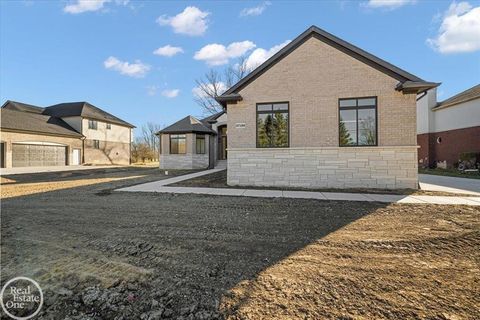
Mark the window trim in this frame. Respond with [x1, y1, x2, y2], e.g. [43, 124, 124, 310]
[338, 96, 378, 147]
[256, 101, 290, 148]
[106, 123, 111, 130]
[169, 134, 186, 154]
[88, 119, 98, 130]
[196, 134, 206, 154]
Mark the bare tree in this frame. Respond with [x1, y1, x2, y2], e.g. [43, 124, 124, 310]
[141, 122, 162, 160]
[194, 56, 250, 115]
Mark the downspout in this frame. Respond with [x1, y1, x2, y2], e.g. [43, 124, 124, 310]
[81, 136, 86, 164]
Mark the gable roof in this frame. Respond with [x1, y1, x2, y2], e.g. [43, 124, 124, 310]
[200, 110, 225, 125]
[45, 102, 135, 128]
[0, 108, 83, 138]
[217, 25, 438, 105]
[2, 100, 45, 114]
[434, 84, 480, 110]
[158, 115, 215, 135]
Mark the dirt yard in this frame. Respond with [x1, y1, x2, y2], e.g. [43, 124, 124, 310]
[1, 168, 479, 319]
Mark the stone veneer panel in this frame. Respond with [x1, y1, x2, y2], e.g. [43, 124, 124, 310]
[227, 147, 418, 189]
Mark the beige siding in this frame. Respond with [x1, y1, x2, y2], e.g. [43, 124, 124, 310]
[0, 131, 82, 168]
[227, 36, 417, 149]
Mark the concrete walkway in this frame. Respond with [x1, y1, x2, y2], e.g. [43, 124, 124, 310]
[1, 165, 124, 176]
[419, 174, 480, 196]
[117, 169, 480, 206]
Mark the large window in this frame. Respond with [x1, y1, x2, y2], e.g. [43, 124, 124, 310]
[88, 120, 98, 130]
[339, 97, 377, 146]
[256, 102, 289, 148]
[170, 134, 186, 154]
[196, 135, 206, 154]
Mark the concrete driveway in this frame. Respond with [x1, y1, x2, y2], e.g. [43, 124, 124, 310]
[0, 165, 123, 175]
[419, 174, 480, 195]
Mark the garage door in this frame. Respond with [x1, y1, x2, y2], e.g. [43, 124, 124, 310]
[12, 144, 67, 167]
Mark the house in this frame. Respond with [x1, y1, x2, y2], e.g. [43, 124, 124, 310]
[417, 84, 480, 168]
[160, 26, 438, 189]
[157, 110, 227, 169]
[0, 100, 134, 168]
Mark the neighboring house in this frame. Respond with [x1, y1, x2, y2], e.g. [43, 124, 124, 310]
[157, 111, 227, 169]
[0, 100, 134, 168]
[417, 85, 480, 168]
[160, 26, 438, 189]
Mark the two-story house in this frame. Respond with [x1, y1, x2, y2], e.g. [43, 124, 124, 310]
[0, 100, 134, 168]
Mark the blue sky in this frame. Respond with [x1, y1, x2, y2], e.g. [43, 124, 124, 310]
[1, 0, 479, 136]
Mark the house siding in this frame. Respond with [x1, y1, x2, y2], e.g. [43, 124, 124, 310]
[227, 36, 418, 189]
[0, 131, 82, 168]
[159, 133, 210, 169]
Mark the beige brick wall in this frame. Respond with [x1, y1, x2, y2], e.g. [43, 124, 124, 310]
[227, 36, 417, 148]
[84, 140, 131, 165]
[0, 131, 82, 168]
[228, 147, 418, 189]
[225, 36, 419, 189]
[159, 133, 210, 169]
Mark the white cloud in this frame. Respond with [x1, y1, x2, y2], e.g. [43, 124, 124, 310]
[194, 41, 256, 66]
[157, 6, 209, 36]
[245, 40, 291, 71]
[427, 2, 480, 54]
[104, 56, 150, 78]
[64, 0, 109, 14]
[364, 0, 416, 9]
[161, 89, 180, 98]
[153, 45, 184, 57]
[240, 1, 271, 17]
[192, 82, 227, 98]
[63, 0, 129, 14]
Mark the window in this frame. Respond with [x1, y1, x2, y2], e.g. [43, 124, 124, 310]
[170, 134, 186, 154]
[256, 102, 289, 148]
[339, 97, 377, 146]
[93, 140, 100, 149]
[106, 123, 111, 130]
[88, 120, 98, 130]
[196, 134, 206, 154]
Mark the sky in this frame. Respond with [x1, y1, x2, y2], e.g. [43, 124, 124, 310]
[1, 0, 479, 137]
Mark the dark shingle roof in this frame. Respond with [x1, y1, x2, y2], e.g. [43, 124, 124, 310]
[218, 25, 437, 104]
[158, 115, 215, 135]
[2, 100, 45, 114]
[434, 84, 480, 109]
[0, 108, 83, 137]
[200, 110, 225, 125]
[45, 102, 135, 128]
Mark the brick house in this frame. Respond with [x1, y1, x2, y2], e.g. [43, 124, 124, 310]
[417, 84, 480, 168]
[160, 26, 438, 189]
[0, 101, 134, 168]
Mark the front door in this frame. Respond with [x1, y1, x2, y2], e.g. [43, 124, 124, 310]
[72, 149, 81, 165]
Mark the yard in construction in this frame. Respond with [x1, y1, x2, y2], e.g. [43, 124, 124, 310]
[1, 167, 479, 319]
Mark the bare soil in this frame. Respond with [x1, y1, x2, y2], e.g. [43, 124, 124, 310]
[1, 167, 479, 319]
[170, 170, 478, 197]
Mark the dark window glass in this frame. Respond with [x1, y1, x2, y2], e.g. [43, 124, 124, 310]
[170, 134, 186, 154]
[93, 140, 100, 149]
[88, 120, 98, 130]
[257, 103, 289, 148]
[196, 135, 206, 154]
[106, 123, 111, 130]
[339, 97, 377, 146]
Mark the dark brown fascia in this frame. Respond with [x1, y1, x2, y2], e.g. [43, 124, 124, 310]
[395, 81, 441, 94]
[215, 93, 242, 108]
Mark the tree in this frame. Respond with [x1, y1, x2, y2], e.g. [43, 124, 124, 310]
[339, 117, 353, 146]
[131, 141, 155, 163]
[194, 56, 250, 115]
[141, 122, 162, 160]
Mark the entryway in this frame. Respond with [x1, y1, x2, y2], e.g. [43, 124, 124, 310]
[72, 148, 81, 165]
[218, 125, 227, 160]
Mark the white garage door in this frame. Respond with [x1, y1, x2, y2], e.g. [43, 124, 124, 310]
[12, 144, 67, 167]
